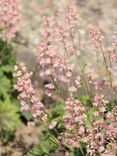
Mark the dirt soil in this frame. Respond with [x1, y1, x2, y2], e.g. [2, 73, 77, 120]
[0, 124, 43, 156]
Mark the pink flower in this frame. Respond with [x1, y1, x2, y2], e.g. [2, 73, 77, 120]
[88, 27, 104, 50]
[75, 76, 81, 88]
[63, 97, 86, 147]
[65, 151, 70, 156]
[79, 126, 85, 134]
[45, 83, 55, 90]
[49, 121, 57, 129]
[13, 63, 46, 125]
[27, 121, 36, 127]
[68, 86, 77, 93]
[98, 146, 105, 153]
[93, 111, 99, 116]
[0, 0, 21, 40]
[42, 114, 47, 122]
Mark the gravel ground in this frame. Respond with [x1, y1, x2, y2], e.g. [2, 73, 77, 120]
[14, 0, 117, 70]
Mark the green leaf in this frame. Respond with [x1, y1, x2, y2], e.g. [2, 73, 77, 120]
[1, 65, 13, 73]
[70, 143, 87, 156]
[0, 99, 20, 131]
[78, 95, 92, 105]
[87, 107, 98, 121]
[21, 111, 33, 121]
[0, 72, 11, 99]
[0, 27, 6, 32]
[0, 39, 15, 66]
[83, 107, 98, 126]
[49, 100, 65, 119]
[26, 135, 58, 156]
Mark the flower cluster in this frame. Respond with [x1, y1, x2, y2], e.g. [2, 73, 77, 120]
[86, 103, 117, 155]
[13, 6, 117, 156]
[112, 31, 117, 46]
[93, 94, 108, 113]
[62, 96, 86, 148]
[39, 6, 80, 57]
[88, 27, 104, 50]
[62, 94, 117, 155]
[34, 9, 117, 155]
[0, 0, 21, 41]
[37, 44, 72, 82]
[37, 44, 74, 97]
[109, 49, 117, 76]
[44, 83, 55, 97]
[13, 63, 47, 126]
[65, 6, 80, 28]
[36, 7, 83, 98]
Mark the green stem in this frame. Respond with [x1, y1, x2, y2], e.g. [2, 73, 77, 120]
[62, 38, 70, 60]
[100, 44, 113, 100]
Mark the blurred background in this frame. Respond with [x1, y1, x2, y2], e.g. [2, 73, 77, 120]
[16, 0, 117, 69]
